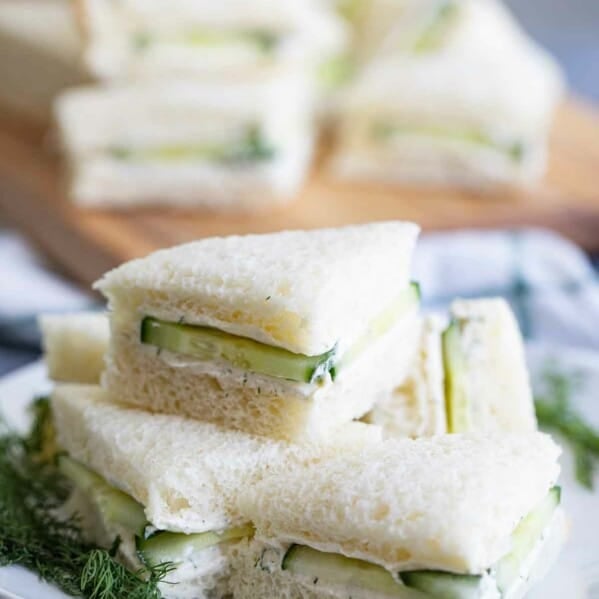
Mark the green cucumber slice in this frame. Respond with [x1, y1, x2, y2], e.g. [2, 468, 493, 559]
[141, 317, 338, 384]
[337, 282, 420, 370]
[58, 455, 147, 538]
[108, 126, 275, 165]
[413, 1, 460, 53]
[442, 320, 470, 433]
[137, 525, 254, 567]
[133, 28, 278, 53]
[399, 570, 483, 599]
[281, 545, 405, 597]
[372, 122, 525, 163]
[494, 487, 561, 593]
[141, 283, 420, 384]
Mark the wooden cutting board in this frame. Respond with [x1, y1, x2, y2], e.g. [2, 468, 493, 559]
[0, 99, 598, 287]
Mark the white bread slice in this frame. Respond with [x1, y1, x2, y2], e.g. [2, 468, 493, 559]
[448, 298, 537, 432]
[332, 0, 564, 187]
[55, 75, 315, 209]
[238, 432, 561, 574]
[95, 222, 420, 438]
[79, 0, 347, 82]
[95, 221, 419, 355]
[364, 315, 446, 438]
[51, 383, 381, 533]
[38, 312, 109, 384]
[100, 307, 420, 440]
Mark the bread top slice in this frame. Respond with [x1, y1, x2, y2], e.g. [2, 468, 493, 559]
[239, 431, 560, 574]
[95, 221, 420, 355]
[51, 384, 381, 534]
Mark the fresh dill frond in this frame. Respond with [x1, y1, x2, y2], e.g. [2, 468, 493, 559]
[24, 396, 59, 463]
[0, 403, 173, 598]
[534, 363, 599, 490]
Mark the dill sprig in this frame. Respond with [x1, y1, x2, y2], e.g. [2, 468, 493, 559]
[0, 397, 172, 598]
[534, 365, 599, 490]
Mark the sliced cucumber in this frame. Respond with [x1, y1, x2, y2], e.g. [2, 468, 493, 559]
[137, 524, 254, 567]
[494, 487, 561, 593]
[133, 28, 278, 53]
[141, 317, 338, 384]
[413, 1, 460, 53]
[372, 121, 524, 163]
[318, 54, 355, 90]
[58, 455, 147, 537]
[141, 283, 420, 384]
[442, 320, 470, 433]
[337, 282, 420, 371]
[281, 545, 405, 597]
[399, 571, 483, 599]
[108, 126, 274, 165]
[278, 488, 560, 599]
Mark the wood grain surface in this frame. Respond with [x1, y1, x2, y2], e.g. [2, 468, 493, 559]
[0, 99, 598, 287]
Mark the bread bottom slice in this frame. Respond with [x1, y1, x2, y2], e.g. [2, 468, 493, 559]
[67, 134, 313, 210]
[102, 311, 420, 440]
[332, 138, 547, 189]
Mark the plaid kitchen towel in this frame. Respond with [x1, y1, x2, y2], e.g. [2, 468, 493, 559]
[0, 226, 598, 374]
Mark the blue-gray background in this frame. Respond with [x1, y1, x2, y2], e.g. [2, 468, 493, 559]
[506, 0, 599, 100]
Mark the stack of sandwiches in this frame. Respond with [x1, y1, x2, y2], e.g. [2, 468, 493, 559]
[38, 221, 566, 598]
[332, 0, 564, 187]
[55, 0, 347, 209]
[49, 0, 564, 208]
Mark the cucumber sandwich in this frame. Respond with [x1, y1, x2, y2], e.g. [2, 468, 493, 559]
[332, 0, 563, 187]
[38, 312, 109, 384]
[51, 384, 379, 598]
[94, 222, 422, 440]
[55, 74, 315, 209]
[366, 298, 537, 438]
[232, 431, 565, 599]
[79, 0, 347, 83]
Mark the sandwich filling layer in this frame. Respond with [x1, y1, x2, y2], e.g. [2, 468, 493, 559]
[371, 122, 525, 163]
[257, 487, 561, 599]
[106, 125, 275, 165]
[140, 282, 420, 384]
[59, 455, 252, 595]
[132, 28, 280, 54]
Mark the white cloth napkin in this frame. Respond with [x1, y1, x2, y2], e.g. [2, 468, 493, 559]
[1, 227, 598, 351]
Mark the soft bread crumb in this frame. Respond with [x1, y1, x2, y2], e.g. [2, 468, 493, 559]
[38, 312, 109, 383]
[51, 384, 381, 534]
[239, 432, 561, 574]
[94, 221, 419, 355]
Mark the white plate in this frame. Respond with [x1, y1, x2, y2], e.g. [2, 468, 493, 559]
[0, 344, 598, 599]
